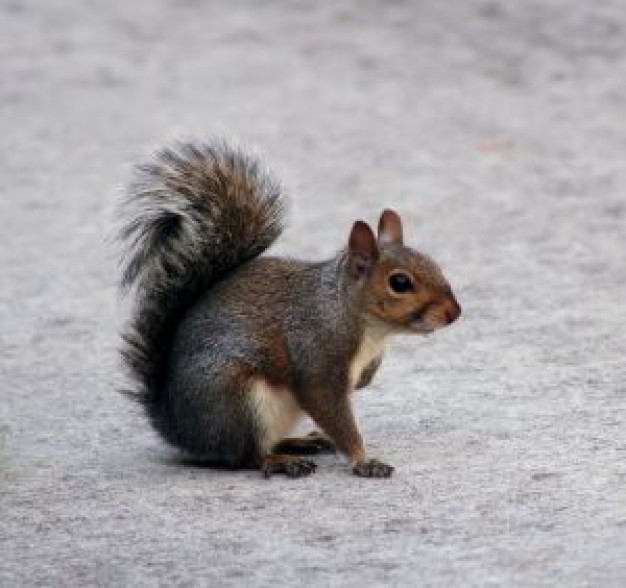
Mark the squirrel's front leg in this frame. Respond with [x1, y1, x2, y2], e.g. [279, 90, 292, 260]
[301, 393, 394, 478]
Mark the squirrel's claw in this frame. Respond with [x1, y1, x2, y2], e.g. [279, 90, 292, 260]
[352, 458, 394, 478]
[262, 455, 317, 479]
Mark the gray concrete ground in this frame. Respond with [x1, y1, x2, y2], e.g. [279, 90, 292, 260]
[1, 1, 625, 586]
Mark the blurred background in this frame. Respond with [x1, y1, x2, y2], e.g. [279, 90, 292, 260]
[1, 1, 625, 585]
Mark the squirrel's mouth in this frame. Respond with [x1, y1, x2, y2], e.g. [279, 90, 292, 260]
[407, 305, 436, 333]
[407, 297, 461, 333]
[407, 319, 435, 334]
[415, 326, 435, 335]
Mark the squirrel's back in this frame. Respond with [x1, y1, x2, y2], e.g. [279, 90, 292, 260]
[118, 141, 284, 435]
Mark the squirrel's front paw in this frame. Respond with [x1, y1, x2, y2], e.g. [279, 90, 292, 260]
[352, 458, 394, 478]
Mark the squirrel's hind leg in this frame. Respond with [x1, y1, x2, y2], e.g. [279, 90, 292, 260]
[246, 377, 316, 477]
[272, 431, 336, 455]
[166, 357, 262, 468]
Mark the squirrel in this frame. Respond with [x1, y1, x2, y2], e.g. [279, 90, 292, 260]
[118, 140, 461, 478]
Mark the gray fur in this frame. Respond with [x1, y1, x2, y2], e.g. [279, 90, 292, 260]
[163, 256, 363, 465]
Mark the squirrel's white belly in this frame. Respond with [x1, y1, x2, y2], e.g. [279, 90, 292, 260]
[249, 379, 303, 453]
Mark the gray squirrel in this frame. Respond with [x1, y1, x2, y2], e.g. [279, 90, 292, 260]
[118, 140, 461, 478]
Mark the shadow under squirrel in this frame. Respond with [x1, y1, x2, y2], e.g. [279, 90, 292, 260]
[118, 141, 461, 478]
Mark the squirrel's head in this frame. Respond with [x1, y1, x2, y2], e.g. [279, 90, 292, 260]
[346, 209, 461, 334]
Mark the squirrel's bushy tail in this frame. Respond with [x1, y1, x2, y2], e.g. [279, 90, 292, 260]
[118, 141, 284, 429]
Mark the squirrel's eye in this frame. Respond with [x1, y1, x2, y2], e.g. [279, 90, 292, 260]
[388, 272, 413, 294]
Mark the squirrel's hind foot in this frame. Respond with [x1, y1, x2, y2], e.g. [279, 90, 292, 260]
[352, 458, 394, 478]
[272, 431, 336, 455]
[261, 454, 317, 478]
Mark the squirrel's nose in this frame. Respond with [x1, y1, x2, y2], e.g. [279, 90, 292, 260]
[445, 300, 461, 324]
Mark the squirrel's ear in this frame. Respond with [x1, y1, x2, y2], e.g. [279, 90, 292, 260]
[348, 221, 379, 279]
[378, 209, 403, 245]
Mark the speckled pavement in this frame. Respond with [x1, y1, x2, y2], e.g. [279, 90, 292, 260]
[1, 1, 625, 585]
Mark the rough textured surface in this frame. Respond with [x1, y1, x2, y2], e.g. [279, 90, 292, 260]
[1, 1, 625, 586]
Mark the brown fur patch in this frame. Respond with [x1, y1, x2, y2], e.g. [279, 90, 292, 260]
[361, 244, 460, 332]
[262, 331, 292, 388]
